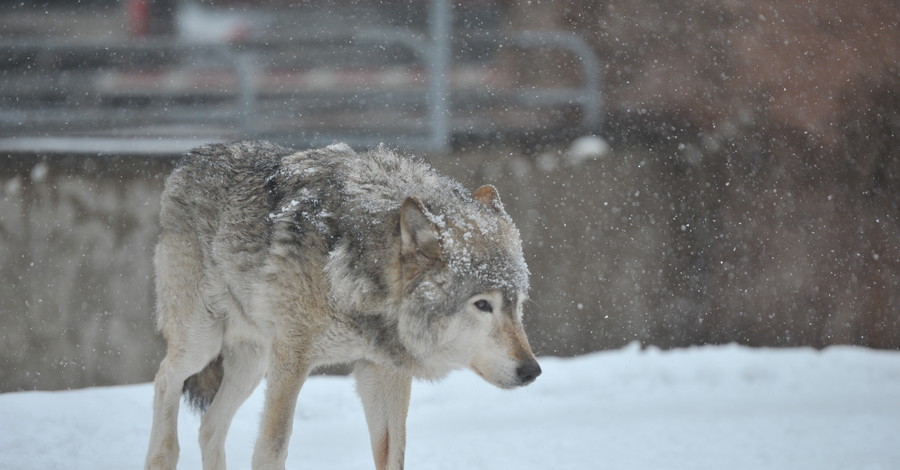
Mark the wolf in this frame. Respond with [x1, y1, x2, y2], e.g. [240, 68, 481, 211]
[144, 141, 541, 470]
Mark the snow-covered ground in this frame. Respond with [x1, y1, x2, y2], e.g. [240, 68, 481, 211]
[1, 344, 898, 470]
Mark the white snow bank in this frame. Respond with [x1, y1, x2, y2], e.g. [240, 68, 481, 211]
[1, 344, 898, 470]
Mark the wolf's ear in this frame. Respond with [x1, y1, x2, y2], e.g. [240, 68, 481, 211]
[400, 196, 442, 264]
[472, 185, 503, 211]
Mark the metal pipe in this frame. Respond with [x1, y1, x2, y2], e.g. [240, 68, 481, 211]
[427, 0, 451, 153]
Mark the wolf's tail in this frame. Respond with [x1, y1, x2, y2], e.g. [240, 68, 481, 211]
[182, 354, 224, 413]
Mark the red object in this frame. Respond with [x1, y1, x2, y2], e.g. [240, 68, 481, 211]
[127, 0, 149, 37]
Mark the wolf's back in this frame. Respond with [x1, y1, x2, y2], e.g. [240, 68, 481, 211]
[158, 141, 292, 238]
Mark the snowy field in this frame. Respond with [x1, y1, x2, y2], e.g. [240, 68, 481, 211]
[1, 344, 898, 470]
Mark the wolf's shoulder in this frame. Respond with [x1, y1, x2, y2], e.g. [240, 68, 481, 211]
[333, 146, 468, 214]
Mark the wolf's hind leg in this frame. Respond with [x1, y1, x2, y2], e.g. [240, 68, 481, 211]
[354, 361, 412, 470]
[146, 232, 224, 470]
[146, 338, 222, 470]
[199, 342, 268, 470]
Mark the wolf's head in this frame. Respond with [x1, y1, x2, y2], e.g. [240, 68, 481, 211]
[395, 185, 541, 388]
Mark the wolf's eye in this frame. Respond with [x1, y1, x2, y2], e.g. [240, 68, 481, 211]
[474, 299, 493, 313]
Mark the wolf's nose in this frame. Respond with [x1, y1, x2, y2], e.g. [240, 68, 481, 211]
[516, 361, 542, 385]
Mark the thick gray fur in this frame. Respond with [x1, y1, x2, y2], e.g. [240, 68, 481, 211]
[146, 141, 539, 470]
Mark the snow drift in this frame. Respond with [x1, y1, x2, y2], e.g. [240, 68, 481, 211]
[1, 344, 898, 469]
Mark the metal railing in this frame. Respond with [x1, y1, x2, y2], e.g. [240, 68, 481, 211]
[0, 4, 601, 154]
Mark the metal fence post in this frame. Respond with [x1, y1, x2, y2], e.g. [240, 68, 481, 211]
[235, 50, 258, 135]
[428, 0, 451, 153]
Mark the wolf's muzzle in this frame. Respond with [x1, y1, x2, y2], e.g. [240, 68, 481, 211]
[516, 360, 542, 385]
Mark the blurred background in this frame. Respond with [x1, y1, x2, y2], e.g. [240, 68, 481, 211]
[0, 0, 897, 392]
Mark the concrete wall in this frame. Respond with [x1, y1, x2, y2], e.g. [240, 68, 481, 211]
[1, 155, 169, 392]
[2, 145, 899, 392]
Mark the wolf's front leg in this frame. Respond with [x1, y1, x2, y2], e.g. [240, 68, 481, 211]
[354, 361, 412, 470]
[251, 349, 312, 470]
